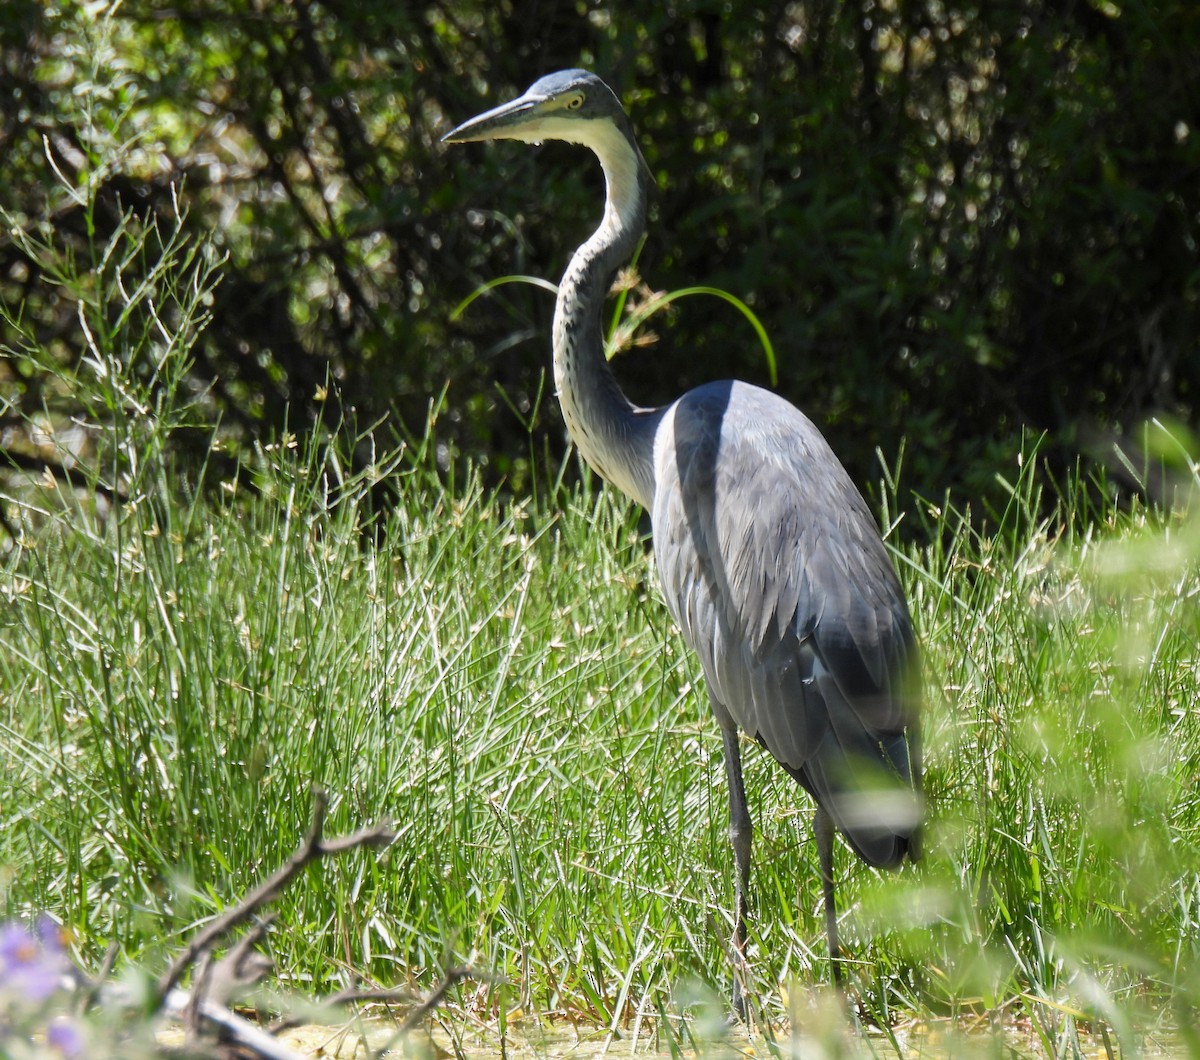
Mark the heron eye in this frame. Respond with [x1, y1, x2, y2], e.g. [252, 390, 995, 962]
[566, 94, 584, 110]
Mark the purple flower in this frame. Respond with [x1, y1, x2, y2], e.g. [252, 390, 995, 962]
[0, 917, 72, 1003]
[46, 1016, 87, 1057]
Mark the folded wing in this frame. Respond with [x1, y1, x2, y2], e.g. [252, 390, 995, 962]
[652, 381, 922, 867]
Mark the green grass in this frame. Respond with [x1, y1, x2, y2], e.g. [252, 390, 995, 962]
[3, 413, 1200, 1054]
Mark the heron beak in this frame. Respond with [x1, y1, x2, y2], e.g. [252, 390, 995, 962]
[442, 93, 544, 145]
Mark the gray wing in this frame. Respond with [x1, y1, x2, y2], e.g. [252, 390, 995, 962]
[652, 381, 921, 867]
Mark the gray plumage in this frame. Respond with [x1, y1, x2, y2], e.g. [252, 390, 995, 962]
[444, 70, 921, 1008]
[655, 380, 920, 867]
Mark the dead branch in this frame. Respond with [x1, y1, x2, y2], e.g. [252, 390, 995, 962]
[365, 966, 504, 1059]
[162, 986, 309, 1060]
[268, 986, 418, 1036]
[154, 788, 394, 1004]
[397, 967, 476, 1035]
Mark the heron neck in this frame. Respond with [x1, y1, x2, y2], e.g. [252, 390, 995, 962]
[552, 126, 657, 510]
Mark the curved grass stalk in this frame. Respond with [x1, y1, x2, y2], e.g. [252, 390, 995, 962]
[450, 275, 558, 321]
[453, 267, 778, 388]
[606, 286, 778, 387]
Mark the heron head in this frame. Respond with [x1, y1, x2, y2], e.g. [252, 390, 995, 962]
[442, 69, 632, 149]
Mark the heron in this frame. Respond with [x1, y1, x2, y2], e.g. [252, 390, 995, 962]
[443, 70, 922, 1013]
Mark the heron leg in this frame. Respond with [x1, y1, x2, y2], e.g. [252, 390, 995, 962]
[720, 723, 753, 1019]
[813, 805, 842, 986]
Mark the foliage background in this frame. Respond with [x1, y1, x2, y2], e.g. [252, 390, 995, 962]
[2, 0, 1198, 519]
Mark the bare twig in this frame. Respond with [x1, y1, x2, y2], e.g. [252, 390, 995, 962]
[210, 919, 277, 1006]
[74, 942, 120, 1016]
[397, 967, 477, 1034]
[185, 918, 276, 1042]
[370, 970, 467, 1060]
[84, 794, 491, 1059]
[367, 966, 504, 1059]
[154, 788, 394, 1004]
[162, 987, 308, 1060]
[268, 986, 418, 1035]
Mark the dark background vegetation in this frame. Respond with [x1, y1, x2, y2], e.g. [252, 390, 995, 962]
[2, 0, 1198, 525]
